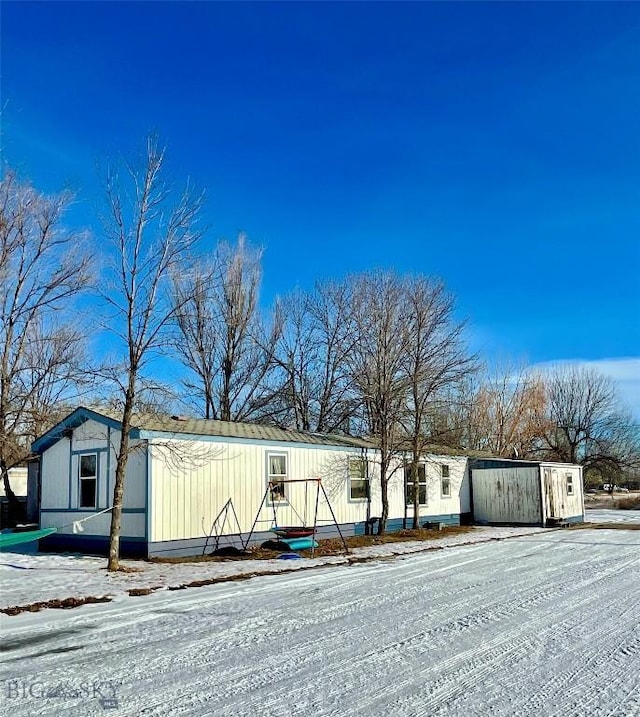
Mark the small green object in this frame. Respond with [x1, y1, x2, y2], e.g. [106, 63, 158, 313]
[280, 537, 318, 551]
[0, 528, 57, 549]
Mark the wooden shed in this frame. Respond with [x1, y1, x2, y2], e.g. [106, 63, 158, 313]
[469, 458, 585, 526]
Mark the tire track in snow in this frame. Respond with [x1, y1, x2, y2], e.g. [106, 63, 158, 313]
[214, 543, 640, 717]
[151, 548, 632, 716]
[2, 530, 639, 717]
[51, 544, 640, 712]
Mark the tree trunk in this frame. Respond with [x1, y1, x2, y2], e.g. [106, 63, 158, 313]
[221, 357, 232, 422]
[107, 382, 135, 571]
[378, 471, 389, 535]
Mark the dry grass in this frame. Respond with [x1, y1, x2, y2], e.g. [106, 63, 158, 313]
[127, 586, 163, 597]
[584, 492, 640, 510]
[311, 525, 474, 556]
[569, 522, 640, 531]
[115, 565, 144, 573]
[1, 595, 112, 617]
[150, 525, 475, 564]
[615, 496, 640, 510]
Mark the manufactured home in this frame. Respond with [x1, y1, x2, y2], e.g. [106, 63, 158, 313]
[30, 407, 584, 558]
[31, 407, 471, 557]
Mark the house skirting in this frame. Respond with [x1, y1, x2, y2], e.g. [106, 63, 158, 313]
[563, 514, 585, 524]
[36, 512, 468, 559]
[148, 523, 358, 558]
[149, 514, 463, 558]
[354, 513, 462, 536]
[475, 513, 585, 528]
[39, 533, 147, 558]
[545, 514, 584, 527]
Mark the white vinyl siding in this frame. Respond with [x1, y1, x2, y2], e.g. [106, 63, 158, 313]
[38, 419, 147, 539]
[149, 440, 383, 543]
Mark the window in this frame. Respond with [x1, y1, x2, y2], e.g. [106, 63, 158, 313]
[79, 453, 97, 509]
[566, 473, 574, 496]
[267, 453, 288, 502]
[441, 464, 451, 498]
[349, 459, 368, 500]
[405, 463, 427, 505]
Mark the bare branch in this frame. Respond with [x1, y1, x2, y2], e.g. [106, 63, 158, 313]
[98, 137, 205, 570]
[0, 169, 90, 523]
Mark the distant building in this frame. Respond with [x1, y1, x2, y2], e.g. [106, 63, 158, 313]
[1, 466, 28, 528]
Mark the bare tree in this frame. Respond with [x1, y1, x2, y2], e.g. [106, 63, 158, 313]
[100, 137, 205, 570]
[539, 364, 640, 485]
[272, 281, 358, 433]
[172, 261, 219, 418]
[347, 271, 411, 534]
[270, 290, 314, 430]
[17, 320, 88, 437]
[307, 281, 361, 433]
[466, 361, 548, 458]
[400, 277, 477, 527]
[0, 169, 89, 525]
[173, 235, 281, 422]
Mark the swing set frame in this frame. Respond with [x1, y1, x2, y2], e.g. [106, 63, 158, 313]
[243, 478, 349, 556]
[202, 498, 243, 555]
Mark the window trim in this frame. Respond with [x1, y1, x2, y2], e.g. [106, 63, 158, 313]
[266, 451, 289, 504]
[405, 462, 427, 506]
[348, 458, 368, 502]
[566, 473, 574, 496]
[78, 452, 98, 510]
[441, 464, 451, 499]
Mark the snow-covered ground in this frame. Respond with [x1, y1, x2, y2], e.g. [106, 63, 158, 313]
[1, 528, 639, 716]
[585, 508, 640, 524]
[0, 526, 543, 608]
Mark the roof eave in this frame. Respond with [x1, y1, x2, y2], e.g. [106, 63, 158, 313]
[31, 406, 125, 454]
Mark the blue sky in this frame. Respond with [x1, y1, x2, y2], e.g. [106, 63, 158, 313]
[2, 2, 639, 415]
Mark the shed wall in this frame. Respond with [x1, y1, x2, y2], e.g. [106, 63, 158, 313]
[471, 467, 542, 524]
[541, 464, 584, 521]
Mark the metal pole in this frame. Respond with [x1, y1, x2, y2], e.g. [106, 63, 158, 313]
[242, 487, 270, 551]
[311, 479, 321, 558]
[203, 498, 231, 556]
[229, 499, 243, 538]
[320, 480, 349, 555]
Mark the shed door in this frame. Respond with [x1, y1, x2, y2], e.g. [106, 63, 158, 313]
[544, 468, 556, 519]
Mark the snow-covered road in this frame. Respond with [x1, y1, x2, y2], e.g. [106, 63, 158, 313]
[1, 529, 639, 717]
[0, 526, 544, 608]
